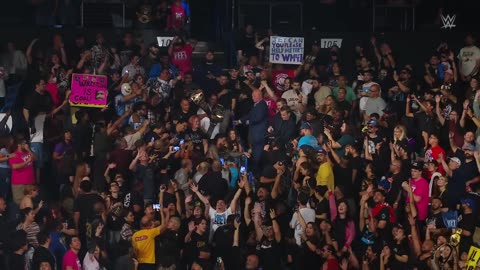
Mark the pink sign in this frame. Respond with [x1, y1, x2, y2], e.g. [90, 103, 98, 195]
[69, 73, 108, 108]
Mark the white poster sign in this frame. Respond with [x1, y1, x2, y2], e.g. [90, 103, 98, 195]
[320, 39, 343, 49]
[157, 37, 175, 47]
[269, 36, 304, 65]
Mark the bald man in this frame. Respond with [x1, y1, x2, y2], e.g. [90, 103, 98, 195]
[236, 89, 269, 172]
[132, 204, 167, 270]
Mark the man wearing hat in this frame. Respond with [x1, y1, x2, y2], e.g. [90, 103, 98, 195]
[438, 153, 466, 210]
[364, 119, 384, 155]
[297, 122, 320, 150]
[449, 136, 480, 192]
[402, 162, 429, 223]
[457, 197, 475, 253]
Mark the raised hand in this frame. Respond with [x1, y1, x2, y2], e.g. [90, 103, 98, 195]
[190, 182, 199, 193]
[269, 209, 276, 220]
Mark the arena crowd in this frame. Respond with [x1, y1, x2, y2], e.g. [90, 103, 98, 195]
[1, 1, 480, 270]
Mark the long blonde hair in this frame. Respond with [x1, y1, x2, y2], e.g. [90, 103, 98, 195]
[73, 162, 90, 197]
[393, 125, 407, 142]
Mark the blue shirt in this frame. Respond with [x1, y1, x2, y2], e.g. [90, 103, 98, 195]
[298, 135, 320, 150]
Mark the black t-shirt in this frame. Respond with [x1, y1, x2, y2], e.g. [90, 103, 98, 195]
[311, 197, 329, 222]
[446, 169, 467, 209]
[171, 109, 195, 124]
[32, 245, 55, 270]
[375, 205, 393, 244]
[184, 232, 210, 263]
[258, 237, 282, 270]
[333, 164, 353, 198]
[24, 90, 54, 116]
[336, 100, 351, 116]
[185, 129, 207, 152]
[156, 229, 182, 267]
[427, 212, 446, 229]
[237, 34, 257, 57]
[117, 43, 141, 67]
[459, 212, 475, 253]
[389, 240, 409, 270]
[300, 237, 322, 269]
[73, 193, 104, 223]
[217, 89, 236, 110]
[9, 253, 25, 270]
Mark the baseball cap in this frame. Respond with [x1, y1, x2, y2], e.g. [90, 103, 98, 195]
[411, 161, 423, 170]
[460, 198, 475, 209]
[463, 144, 475, 151]
[426, 160, 439, 167]
[317, 149, 327, 155]
[449, 157, 461, 166]
[300, 122, 312, 130]
[367, 119, 378, 127]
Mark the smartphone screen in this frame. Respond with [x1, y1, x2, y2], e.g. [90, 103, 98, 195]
[153, 204, 160, 211]
[173, 146, 180, 151]
[220, 158, 225, 165]
[240, 166, 246, 174]
[179, 139, 185, 145]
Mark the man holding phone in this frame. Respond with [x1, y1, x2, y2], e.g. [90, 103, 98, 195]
[132, 189, 167, 270]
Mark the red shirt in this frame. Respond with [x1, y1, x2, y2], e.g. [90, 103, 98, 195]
[325, 258, 340, 270]
[424, 145, 446, 175]
[171, 44, 193, 75]
[9, 150, 35, 185]
[46, 83, 60, 107]
[170, 3, 186, 30]
[62, 250, 81, 270]
[264, 97, 277, 120]
[271, 69, 296, 95]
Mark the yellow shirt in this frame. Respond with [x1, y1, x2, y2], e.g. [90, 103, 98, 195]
[316, 162, 334, 191]
[131, 226, 161, 264]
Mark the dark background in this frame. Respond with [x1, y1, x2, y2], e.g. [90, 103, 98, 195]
[0, 0, 478, 75]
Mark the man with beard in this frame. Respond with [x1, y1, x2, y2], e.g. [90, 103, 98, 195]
[195, 50, 222, 94]
[370, 190, 395, 244]
[425, 197, 447, 238]
[148, 52, 180, 79]
[389, 68, 415, 115]
[282, 80, 307, 122]
[449, 135, 480, 192]
[141, 43, 160, 74]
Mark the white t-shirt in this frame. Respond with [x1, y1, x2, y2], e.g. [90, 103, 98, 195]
[209, 206, 233, 234]
[458, 45, 480, 76]
[289, 207, 316, 246]
[282, 89, 307, 109]
[123, 131, 142, 150]
[30, 114, 46, 143]
[301, 80, 313, 96]
[313, 86, 332, 107]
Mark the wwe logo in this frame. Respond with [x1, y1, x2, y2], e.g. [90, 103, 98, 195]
[440, 14, 456, 29]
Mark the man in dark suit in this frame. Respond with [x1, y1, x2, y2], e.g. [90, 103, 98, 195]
[236, 89, 269, 172]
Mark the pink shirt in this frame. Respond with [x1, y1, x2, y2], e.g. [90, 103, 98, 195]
[62, 250, 81, 270]
[406, 177, 430, 221]
[170, 4, 186, 30]
[8, 150, 35, 185]
[171, 44, 193, 75]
